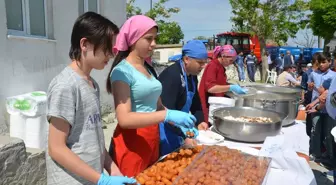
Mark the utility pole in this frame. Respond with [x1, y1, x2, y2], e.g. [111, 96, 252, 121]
[318, 36, 322, 48]
[150, 0, 152, 11]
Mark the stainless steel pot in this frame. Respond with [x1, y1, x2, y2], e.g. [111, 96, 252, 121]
[212, 107, 283, 142]
[243, 91, 298, 126]
[247, 84, 301, 98]
[226, 87, 257, 107]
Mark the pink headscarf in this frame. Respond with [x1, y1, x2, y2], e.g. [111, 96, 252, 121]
[113, 15, 157, 54]
[213, 45, 237, 58]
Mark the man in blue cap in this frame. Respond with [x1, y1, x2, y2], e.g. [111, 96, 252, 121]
[158, 40, 209, 156]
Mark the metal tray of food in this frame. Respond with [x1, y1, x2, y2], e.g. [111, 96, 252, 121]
[173, 146, 272, 185]
[136, 145, 271, 185]
[135, 145, 205, 185]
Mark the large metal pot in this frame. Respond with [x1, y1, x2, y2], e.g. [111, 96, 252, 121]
[247, 84, 301, 98]
[212, 107, 283, 142]
[243, 91, 298, 126]
[225, 87, 257, 107]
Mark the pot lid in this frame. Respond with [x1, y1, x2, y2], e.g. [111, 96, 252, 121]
[231, 87, 257, 97]
[248, 84, 301, 94]
[244, 91, 295, 101]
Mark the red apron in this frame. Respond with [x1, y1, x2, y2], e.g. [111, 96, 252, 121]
[111, 124, 159, 177]
[199, 59, 228, 123]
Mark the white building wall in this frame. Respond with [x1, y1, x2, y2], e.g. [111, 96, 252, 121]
[153, 44, 183, 64]
[0, 0, 126, 134]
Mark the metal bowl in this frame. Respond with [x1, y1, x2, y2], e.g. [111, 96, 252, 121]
[212, 107, 283, 142]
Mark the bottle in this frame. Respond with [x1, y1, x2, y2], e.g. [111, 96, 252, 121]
[296, 105, 306, 121]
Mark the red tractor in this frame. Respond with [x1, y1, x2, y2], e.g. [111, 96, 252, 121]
[208, 32, 262, 63]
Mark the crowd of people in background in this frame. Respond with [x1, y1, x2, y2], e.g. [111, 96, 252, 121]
[234, 49, 336, 83]
[234, 50, 336, 173]
[304, 53, 336, 170]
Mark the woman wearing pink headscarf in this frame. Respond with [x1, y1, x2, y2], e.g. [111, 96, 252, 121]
[199, 45, 246, 124]
[106, 15, 196, 177]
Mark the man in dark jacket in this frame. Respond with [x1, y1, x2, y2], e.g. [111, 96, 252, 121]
[158, 40, 209, 156]
[284, 50, 294, 67]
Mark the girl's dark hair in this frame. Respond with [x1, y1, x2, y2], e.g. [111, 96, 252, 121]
[69, 12, 119, 61]
[106, 51, 159, 93]
[312, 52, 319, 66]
[106, 51, 130, 94]
[317, 53, 330, 63]
[145, 62, 158, 79]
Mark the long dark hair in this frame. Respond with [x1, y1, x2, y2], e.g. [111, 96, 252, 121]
[106, 50, 130, 94]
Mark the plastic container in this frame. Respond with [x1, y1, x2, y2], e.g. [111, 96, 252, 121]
[25, 116, 48, 149]
[6, 91, 48, 149]
[296, 105, 306, 121]
[9, 114, 26, 141]
[196, 130, 225, 145]
[208, 97, 235, 124]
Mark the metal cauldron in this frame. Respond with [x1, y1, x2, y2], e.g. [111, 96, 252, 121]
[247, 84, 301, 98]
[212, 107, 283, 142]
[227, 85, 300, 126]
[243, 91, 299, 126]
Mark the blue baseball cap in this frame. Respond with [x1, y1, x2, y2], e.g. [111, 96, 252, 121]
[182, 40, 208, 59]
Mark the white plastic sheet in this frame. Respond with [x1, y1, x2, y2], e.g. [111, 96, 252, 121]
[259, 136, 317, 185]
[199, 121, 316, 185]
[210, 120, 310, 155]
[223, 144, 317, 185]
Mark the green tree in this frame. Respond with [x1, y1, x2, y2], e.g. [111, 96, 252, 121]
[126, 0, 142, 18]
[309, 0, 336, 48]
[229, 0, 308, 82]
[126, 0, 184, 44]
[156, 20, 184, 44]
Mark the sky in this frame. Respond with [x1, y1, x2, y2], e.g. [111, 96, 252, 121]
[133, 0, 319, 47]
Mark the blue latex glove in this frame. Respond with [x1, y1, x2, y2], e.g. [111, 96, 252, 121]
[229, 85, 247, 94]
[164, 109, 196, 128]
[180, 126, 199, 138]
[97, 173, 138, 185]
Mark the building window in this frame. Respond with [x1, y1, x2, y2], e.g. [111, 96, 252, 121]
[5, 0, 48, 38]
[79, 0, 99, 15]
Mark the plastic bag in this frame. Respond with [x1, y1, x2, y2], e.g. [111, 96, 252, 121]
[6, 91, 47, 117]
[173, 146, 271, 185]
[135, 146, 205, 185]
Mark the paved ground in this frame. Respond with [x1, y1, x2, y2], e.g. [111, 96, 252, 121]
[102, 116, 334, 185]
[309, 161, 334, 185]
